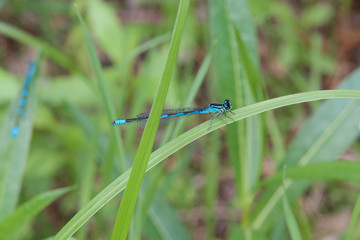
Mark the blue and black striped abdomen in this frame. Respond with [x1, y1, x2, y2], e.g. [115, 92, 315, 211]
[112, 100, 232, 126]
[11, 62, 36, 137]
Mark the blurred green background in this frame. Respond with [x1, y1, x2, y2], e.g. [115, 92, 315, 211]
[1, 0, 360, 239]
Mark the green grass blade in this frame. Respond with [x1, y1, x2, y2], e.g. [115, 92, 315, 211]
[0, 21, 75, 72]
[0, 187, 73, 239]
[74, 4, 126, 172]
[232, 22, 265, 224]
[139, 51, 213, 234]
[233, 0, 285, 165]
[228, 0, 259, 69]
[87, 0, 124, 63]
[121, 33, 171, 67]
[228, 225, 269, 239]
[231, 1, 265, 204]
[53, 89, 360, 239]
[209, 1, 263, 226]
[282, 166, 302, 240]
[260, 161, 360, 186]
[210, 0, 260, 102]
[147, 195, 191, 240]
[252, 68, 360, 230]
[209, 0, 241, 196]
[77, 138, 98, 240]
[346, 194, 360, 240]
[110, 0, 190, 239]
[109, 33, 172, 118]
[170, 51, 212, 139]
[65, 103, 98, 239]
[232, 25, 264, 101]
[64, 102, 95, 138]
[204, 132, 220, 239]
[0, 55, 42, 219]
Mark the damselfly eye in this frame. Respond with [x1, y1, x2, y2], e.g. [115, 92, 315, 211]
[224, 99, 231, 110]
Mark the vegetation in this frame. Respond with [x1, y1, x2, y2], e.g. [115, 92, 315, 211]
[1, 0, 360, 239]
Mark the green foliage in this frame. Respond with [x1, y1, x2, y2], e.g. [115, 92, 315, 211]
[111, 0, 189, 238]
[87, 0, 124, 63]
[253, 69, 360, 231]
[1, 0, 360, 239]
[0, 187, 73, 239]
[53, 89, 360, 239]
[346, 194, 360, 240]
[0, 55, 41, 219]
[282, 166, 302, 240]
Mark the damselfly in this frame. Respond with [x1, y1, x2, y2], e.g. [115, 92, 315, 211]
[11, 62, 36, 138]
[113, 100, 235, 129]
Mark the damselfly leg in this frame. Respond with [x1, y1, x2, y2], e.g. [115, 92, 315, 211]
[209, 109, 227, 130]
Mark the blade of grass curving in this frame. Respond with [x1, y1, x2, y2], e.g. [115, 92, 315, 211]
[0, 21, 75, 72]
[0, 54, 42, 220]
[346, 194, 360, 240]
[282, 166, 302, 240]
[111, 0, 190, 239]
[54, 89, 360, 239]
[252, 68, 360, 230]
[0, 187, 73, 239]
[74, 4, 126, 172]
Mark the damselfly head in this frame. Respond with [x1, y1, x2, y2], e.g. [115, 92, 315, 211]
[224, 99, 232, 110]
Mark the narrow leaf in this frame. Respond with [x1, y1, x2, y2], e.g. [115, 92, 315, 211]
[209, 1, 263, 224]
[88, 0, 124, 63]
[0, 22, 75, 72]
[147, 195, 191, 240]
[75, 4, 126, 172]
[54, 89, 360, 240]
[111, 0, 190, 239]
[282, 166, 302, 240]
[0, 55, 41, 219]
[252, 67, 360, 230]
[346, 194, 360, 240]
[0, 187, 73, 239]
[260, 161, 360, 186]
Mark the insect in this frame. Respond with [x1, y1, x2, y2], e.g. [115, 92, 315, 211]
[113, 99, 235, 129]
[11, 62, 36, 138]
